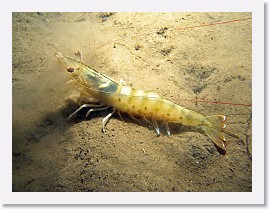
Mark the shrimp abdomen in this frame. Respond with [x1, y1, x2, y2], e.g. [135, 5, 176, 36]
[107, 86, 204, 126]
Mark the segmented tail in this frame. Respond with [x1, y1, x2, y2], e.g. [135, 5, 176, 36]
[200, 115, 239, 152]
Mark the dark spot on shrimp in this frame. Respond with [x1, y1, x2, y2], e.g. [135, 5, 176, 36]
[144, 107, 147, 110]
[67, 67, 75, 72]
[155, 108, 159, 112]
[132, 105, 135, 109]
[179, 116, 183, 119]
[118, 98, 121, 102]
[167, 113, 170, 116]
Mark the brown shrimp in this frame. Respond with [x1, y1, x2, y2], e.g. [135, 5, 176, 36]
[55, 52, 239, 152]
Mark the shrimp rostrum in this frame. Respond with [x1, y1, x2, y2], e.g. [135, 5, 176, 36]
[55, 52, 239, 152]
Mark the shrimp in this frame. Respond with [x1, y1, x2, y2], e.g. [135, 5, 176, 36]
[54, 52, 239, 152]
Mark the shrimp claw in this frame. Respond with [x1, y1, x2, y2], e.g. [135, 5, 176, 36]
[86, 106, 109, 118]
[68, 104, 104, 119]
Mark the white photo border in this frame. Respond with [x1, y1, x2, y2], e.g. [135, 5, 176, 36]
[0, 0, 264, 205]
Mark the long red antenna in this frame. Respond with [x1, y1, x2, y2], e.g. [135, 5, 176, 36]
[90, 17, 251, 55]
[181, 99, 252, 107]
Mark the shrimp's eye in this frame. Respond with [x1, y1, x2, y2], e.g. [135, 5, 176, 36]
[67, 67, 75, 72]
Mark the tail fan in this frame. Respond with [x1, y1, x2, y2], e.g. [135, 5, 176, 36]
[200, 115, 233, 152]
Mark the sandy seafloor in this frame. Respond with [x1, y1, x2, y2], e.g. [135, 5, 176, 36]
[12, 12, 252, 192]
